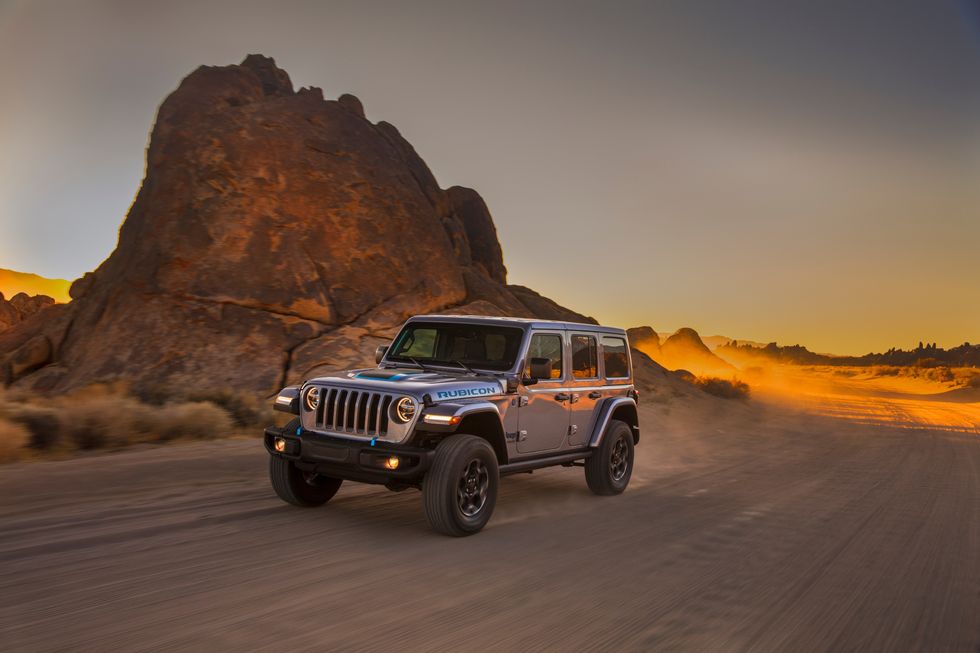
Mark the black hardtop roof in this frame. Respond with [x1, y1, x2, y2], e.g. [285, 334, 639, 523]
[406, 314, 628, 336]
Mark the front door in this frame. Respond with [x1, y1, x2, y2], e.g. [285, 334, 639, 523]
[516, 331, 569, 454]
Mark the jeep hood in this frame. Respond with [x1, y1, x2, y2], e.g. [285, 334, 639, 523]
[306, 367, 505, 402]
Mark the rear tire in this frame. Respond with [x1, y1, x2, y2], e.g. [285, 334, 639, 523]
[269, 419, 343, 507]
[585, 419, 634, 495]
[423, 434, 499, 536]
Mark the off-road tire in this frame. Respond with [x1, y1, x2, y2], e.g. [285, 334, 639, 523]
[423, 434, 499, 536]
[269, 419, 343, 507]
[585, 419, 634, 495]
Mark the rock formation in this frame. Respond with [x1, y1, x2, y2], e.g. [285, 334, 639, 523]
[627, 326, 660, 359]
[0, 55, 595, 395]
[658, 327, 735, 375]
[0, 292, 56, 333]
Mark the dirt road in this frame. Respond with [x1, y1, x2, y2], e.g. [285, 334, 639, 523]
[1, 401, 978, 651]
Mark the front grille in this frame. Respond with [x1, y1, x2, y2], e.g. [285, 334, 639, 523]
[311, 386, 394, 437]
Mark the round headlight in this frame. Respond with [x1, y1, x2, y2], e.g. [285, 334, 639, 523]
[393, 397, 417, 423]
[303, 386, 320, 411]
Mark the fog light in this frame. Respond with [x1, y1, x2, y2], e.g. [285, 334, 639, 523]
[274, 437, 286, 453]
[383, 455, 400, 470]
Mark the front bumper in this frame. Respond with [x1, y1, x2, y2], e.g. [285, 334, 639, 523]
[263, 425, 434, 485]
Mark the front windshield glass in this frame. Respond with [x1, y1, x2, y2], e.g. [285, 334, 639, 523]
[386, 322, 525, 372]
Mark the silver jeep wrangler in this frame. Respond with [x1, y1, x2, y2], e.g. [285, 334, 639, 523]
[264, 315, 639, 536]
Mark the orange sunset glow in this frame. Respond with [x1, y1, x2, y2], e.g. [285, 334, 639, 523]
[0, 268, 70, 303]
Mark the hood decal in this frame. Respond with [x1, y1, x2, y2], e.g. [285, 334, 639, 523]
[434, 386, 500, 400]
[354, 370, 424, 381]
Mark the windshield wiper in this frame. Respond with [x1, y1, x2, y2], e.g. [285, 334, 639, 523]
[450, 359, 477, 375]
[407, 357, 432, 372]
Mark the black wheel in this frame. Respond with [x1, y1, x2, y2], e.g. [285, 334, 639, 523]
[423, 434, 499, 536]
[585, 419, 634, 495]
[269, 419, 342, 507]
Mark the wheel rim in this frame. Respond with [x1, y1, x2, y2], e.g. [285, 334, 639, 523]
[609, 435, 630, 481]
[302, 471, 321, 486]
[457, 458, 490, 517]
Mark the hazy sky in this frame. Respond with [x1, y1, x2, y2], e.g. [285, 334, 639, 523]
[1, 0, 978, 354]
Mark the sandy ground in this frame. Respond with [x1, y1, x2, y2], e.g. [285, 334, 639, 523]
[1, 398, 979, 652]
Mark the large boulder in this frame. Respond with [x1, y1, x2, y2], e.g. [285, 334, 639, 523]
[0, 55, 592, 396]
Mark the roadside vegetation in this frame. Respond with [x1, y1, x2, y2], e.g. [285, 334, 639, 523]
[693, 376, 751, 401]
[0, 383, 272, 463]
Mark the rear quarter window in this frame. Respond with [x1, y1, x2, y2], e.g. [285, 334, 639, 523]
[602, 336, 629, 378]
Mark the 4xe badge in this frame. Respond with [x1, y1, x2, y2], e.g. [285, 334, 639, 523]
[435, 386, 498, 400]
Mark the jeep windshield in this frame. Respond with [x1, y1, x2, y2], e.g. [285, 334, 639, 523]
[385, 322, 524, 372]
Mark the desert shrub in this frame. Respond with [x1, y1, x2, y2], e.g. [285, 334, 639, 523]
[57, 396, 159, 450]
[185, 389, 265, 428]
[966, 374, 980, 389]
[694, 376, 751, 400]
[0, 384, 239, 457]
[0, 419, 30, 462]
[154, 401, 234, 441]
[7, 405, 63, 450]
[870, 366, 901, 377]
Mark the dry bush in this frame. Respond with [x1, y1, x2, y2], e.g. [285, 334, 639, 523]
[0, 384, 239, 460]
[55, 396, 234, 446]
[694, 376, 751, 401]
[154, 401, 234, 441]
[0, 419, 30, 462]
[5, 405, 63, 451]
[56, 396, 160, 450]
[185, 388, 266, 428]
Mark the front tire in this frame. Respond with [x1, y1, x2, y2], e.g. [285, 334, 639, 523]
[585, 419, 634, 495]
[269, 419, 342, 507]
[423, 434, 499, 536]
[270, 456, 343, 506]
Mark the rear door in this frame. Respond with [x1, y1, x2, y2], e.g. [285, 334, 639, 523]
[567, 332, 601, 446]
[516, 330, 570, 454]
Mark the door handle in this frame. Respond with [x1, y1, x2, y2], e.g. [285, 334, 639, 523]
[588, 391, 602, 399]
[554, 393, 571, 402]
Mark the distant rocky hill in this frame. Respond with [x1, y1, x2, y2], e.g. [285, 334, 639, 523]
[0, 55, 597, 395]
[0, 269, 70, 303]
[700, 334, 767, 351]
[659, 328, 735, 375]
[627, 326, 660, 358]
[719, 340, 980, 368]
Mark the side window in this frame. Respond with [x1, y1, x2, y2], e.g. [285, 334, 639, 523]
[571, 335, 598, 379]
[525, 333, 563, 379]
[602, 336, 629, 378]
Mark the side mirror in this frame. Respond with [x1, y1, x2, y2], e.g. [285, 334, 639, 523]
[528, 357, 552, 383]
[375, 344, 389, 364]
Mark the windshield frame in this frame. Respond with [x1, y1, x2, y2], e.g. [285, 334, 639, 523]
[383, 320, 528, 374]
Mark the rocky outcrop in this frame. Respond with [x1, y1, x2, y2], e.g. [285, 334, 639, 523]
[627, 326, 660, 358]
[0, 292, 56, 333]
[658, 327, 735, 375]
[0, 55, 592, 395]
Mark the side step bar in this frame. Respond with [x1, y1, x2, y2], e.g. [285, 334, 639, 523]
[499, 449, 592, 476]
